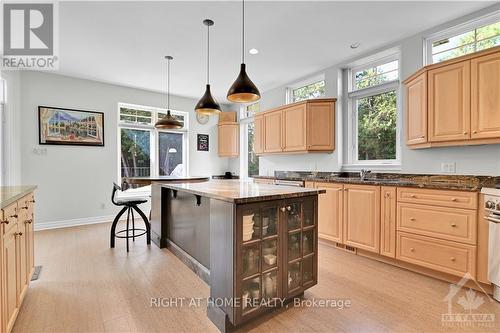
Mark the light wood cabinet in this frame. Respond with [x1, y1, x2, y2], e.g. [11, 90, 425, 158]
[253, 115, 264, 154]
[397, 187, 477, 210]
[380, 187, 396, 258]
[428, 60, 471, 142]
[1, 192, 36, 333]
[283, 104, 307, 152]
[257, 99, 336, 155]
[471, 52, 500, 139]
[405, 72, 427, 145]
[477, 195, 489, 284]
[315, 182, 343, 243]
[218, 123, 239, 157]
[343, 184, 380, 253]
[264, 111, 283, 153]
[404, 45, 500, 149]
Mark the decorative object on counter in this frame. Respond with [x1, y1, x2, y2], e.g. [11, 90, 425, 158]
[38, 106, 104, 146]
[211, 172, 239, 180]
[226, 0, 260, 103]
[197, 134, 209, 151]
[155, 56, 183, 129]
[195, 19, 221, 115]
[196, 113, 209, 125]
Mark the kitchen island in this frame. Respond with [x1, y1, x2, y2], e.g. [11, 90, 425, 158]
[150, 180, 324, 332]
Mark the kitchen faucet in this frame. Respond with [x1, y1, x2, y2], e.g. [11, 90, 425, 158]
[360, 169, 371, 181]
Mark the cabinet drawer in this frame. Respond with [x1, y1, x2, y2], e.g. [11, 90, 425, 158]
[397, 188, 477, 209]
[2, 202, 18, 235]
[397, 203, 476, 244]
[396, 232, 476, 278]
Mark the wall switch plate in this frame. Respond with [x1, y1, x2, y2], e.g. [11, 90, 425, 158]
[441, 162, 456, 173]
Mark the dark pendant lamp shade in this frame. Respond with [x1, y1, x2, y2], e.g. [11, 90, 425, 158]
[227, 0, 260, 103]
[155, 56, 183, 129]
[227, 63, 260, 103]
[195, 19, 221, 115]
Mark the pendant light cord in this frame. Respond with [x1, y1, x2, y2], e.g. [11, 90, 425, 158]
[242, 0, 245, 64]
[207, 23, 210, 84]
[167, 57, 171, 112]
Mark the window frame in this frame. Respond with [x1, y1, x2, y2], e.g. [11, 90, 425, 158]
[345, 53, 401, 170]
[117, 102, 189, 182]
[286, 74, 326, 104]
[424, 11, 500, 65]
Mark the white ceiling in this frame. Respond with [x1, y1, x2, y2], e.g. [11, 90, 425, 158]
[58, 1, 493, 102]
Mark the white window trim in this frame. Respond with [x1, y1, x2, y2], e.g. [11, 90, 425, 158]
[116, 102, 189, 183]
[239, 105, 253, 180]
[345, 52, 401, 170]
[424, 11, 500, 65]
[286, 73, 325, 104]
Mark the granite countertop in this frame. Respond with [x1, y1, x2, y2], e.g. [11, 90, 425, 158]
[158, 179, 325, 204]
[254, 172, 500, 192]
[1, 186, 37, 209]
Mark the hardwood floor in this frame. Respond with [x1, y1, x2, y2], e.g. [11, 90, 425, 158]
[13, 222, 500, 333]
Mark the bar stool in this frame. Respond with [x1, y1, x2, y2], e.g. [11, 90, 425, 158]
[110, 183, 151, 252]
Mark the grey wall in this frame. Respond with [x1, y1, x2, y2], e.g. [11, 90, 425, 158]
[255, 3, 500, 177]
[8, 71, 232, 226]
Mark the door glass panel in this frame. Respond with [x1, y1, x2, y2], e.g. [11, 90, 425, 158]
[242, 276, 260, 313]
[262, 239, 278, 271]
[158, 132, 184, 176]
[120, 128, 151, 178]
[303, 256, 314, 284]
[263, 270, 278, 299]
[288, 232, 301, 261]
[287, 203, 302, 230]
[242, 243, 260, 277]
[303, 200, 314, 226]
[302, 229, 314, 256]
[242, 209, 260, 242]
[288, 261, 301, 290]
[261, 207, 278, 237]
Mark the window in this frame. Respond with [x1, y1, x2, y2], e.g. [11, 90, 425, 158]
[240, 104, 259, 178]
[426, 14, 500, 64]
[346, 54, 400, 168]
[287, 75, 325, 103]
[118, 103, 188, 183]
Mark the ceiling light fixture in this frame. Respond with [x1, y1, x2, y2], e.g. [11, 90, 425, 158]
[195, 19, 222, 115]
[154, 56, 183, 130]
[249, 48, 259, 55]
[350, 42, 361, 49]
[227, 0, 261, 103]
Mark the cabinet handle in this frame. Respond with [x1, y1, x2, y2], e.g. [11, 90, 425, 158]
[337, 188, 342, 192]
[286, 206, 292, 211]
[410, 194, 416, 198]
[410, 248, 415, 252]
[344, 189, 348, 192]
[10, 214, 18, 218]
[451, 198, 458, 202]
[419, 136, 425, 139]
[280, 207, 286, 212]
[450, 223, 457, 227]
[20, 206, 28, 210]
[30, 200, 35, 203]
[410, 217, 416, 221]
[1, 220, 9, 225]
[14, 232, 23, 237]
[472, 130, 477, 134]
[463, 132, 468, 135]
[450, 257, 456, 262]
[25, 219, 33, 224]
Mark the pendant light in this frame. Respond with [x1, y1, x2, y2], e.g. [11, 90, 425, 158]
[195, 19, 221, 115]
[227, 0, 260, 103]
[155, 56, 183, 129]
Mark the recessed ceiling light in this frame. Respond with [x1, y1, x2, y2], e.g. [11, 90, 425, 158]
[350, 42, 360, 49]
[249, 48, 259, 55]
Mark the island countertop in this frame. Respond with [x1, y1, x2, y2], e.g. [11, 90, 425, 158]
[1, 186, 37, 209]
[157, 179, 325, 204]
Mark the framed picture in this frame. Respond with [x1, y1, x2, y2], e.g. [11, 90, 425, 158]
[197, 134, 209, 151]
[38, 106, 105, 146]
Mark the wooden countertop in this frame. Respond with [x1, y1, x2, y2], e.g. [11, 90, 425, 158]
[1, 186, 37, 209]
[157, 179, 324, 204]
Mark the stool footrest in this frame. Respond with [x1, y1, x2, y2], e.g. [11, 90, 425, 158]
[115, 228, 147, 239]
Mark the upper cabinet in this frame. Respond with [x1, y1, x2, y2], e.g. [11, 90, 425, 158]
[218, 111, 239, 158]
[255, 98, 336, 155]
[404, 46, 500, 149]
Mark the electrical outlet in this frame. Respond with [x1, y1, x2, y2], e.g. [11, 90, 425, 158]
[440, 162, 456, 173]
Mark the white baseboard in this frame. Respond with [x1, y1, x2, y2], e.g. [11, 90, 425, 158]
[34, 215, 122, 231]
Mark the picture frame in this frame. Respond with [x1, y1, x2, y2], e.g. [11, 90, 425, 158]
[38, 106, 105, 146]
[197, 134, 209, 151]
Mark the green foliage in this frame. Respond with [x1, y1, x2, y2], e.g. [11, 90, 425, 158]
[120, 129, 150, 177]
[292, 81, 325, 102]
[247, 123, 259, 176]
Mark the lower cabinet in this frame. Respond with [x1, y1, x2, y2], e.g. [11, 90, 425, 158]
[343, 184, 381, 253]
[1, 192, 36, 333]
[235, 196, 317, 324]
[316, 183, 343, 243]
[380, 187, 397, 258]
